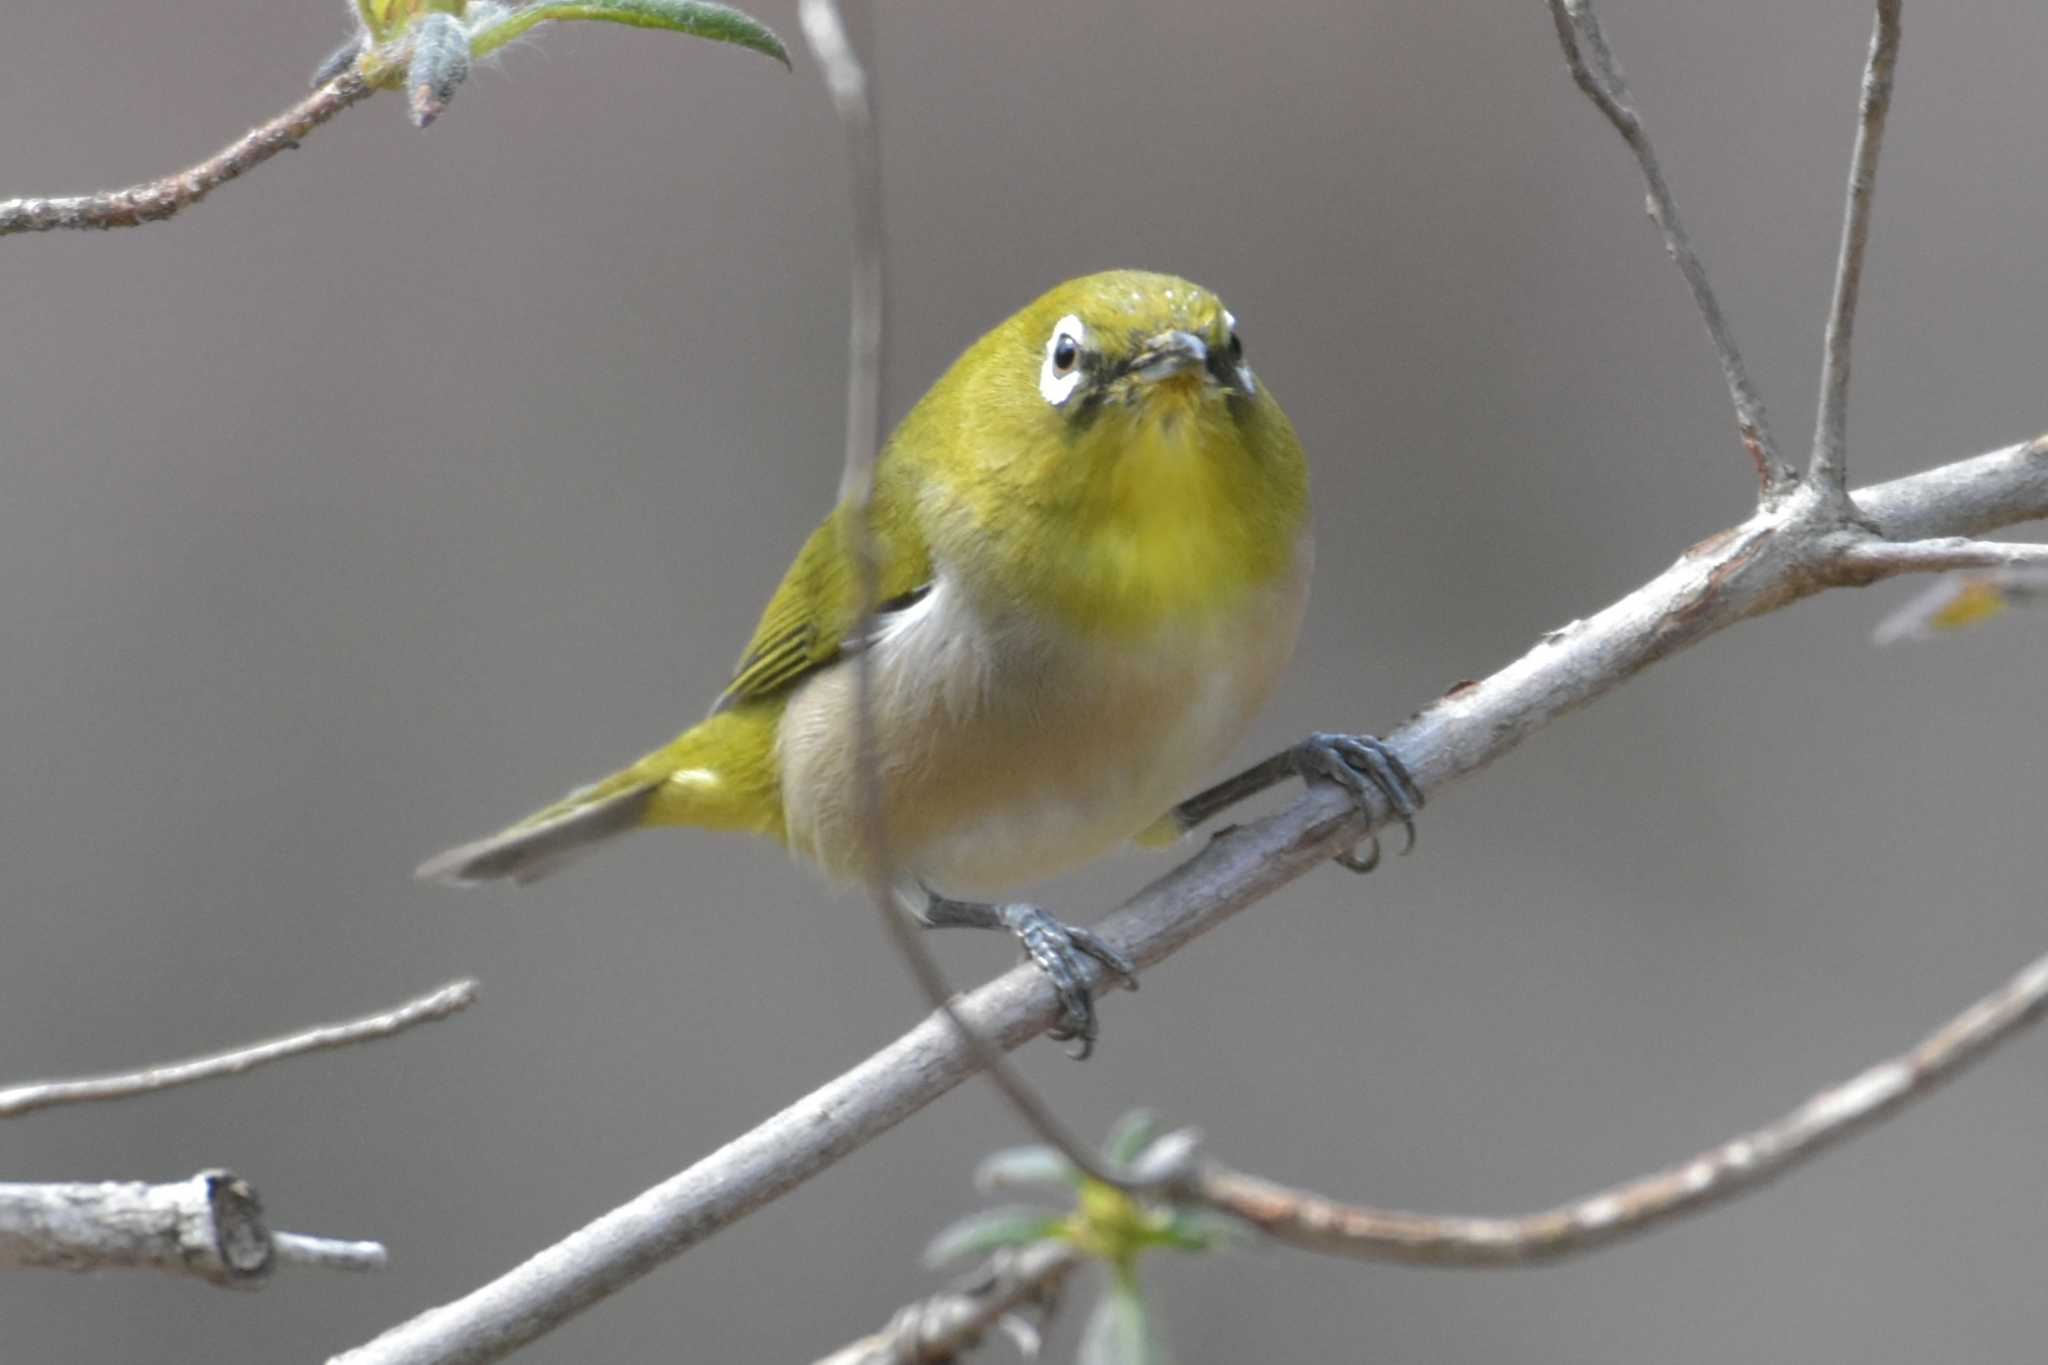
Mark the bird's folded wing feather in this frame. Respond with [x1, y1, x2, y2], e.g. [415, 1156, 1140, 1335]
[713, 473, 934, 711]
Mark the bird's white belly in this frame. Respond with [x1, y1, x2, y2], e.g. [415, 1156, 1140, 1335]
[777, 561, 1310, 897]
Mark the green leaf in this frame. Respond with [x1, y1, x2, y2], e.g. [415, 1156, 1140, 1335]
[358, 0, 401, 42]
[358, 0, 462, 43]
[1159, 1208, 1244, 1253]
[974, 1144, 1080, 1196]
[1103, 1110, 1162, 1168]
[1078, 1270, 1168, 1365]
[468, 1, 790, 66]
[922, 1207, 1066, 1269]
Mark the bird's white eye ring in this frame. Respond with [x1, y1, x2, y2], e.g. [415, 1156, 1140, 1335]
[1220, 308, 1256, 393]
[1039, 315, 1086, 406]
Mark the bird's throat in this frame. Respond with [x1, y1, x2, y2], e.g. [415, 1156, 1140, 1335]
[1036, 406, 1305, 639]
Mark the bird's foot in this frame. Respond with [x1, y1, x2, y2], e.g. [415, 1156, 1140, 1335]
[920, 894, 1138, 1058]
[1295, 732, 1424, 873]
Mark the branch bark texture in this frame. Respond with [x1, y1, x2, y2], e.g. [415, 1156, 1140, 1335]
[0, 979, 478, 1119]
[1811, 0, 1904, 495]
[332, 432, 2048, 1365]
[1188, 943, 2048, 1264]
[0, 1171, 386, 1286]
[0, 73, 372, 236]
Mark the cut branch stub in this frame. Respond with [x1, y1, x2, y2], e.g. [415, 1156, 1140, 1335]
[0, 1172, 388, 1285]
[0, 1171, 273, 1287]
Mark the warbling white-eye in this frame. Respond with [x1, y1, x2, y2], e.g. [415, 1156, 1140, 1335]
[419, 270, 1422, 1053]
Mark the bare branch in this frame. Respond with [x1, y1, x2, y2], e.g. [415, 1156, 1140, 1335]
[0, 73, 373, 236]
[1811, 1, 1905, 496]
[273, 1231, 392, 1274]
[816, 1241, 1080, 1365]
[332, 435, 2048, 1365]
[1549, 0, 1794, 498]
[1186, 946, 2048, 1264]
[802, 0, 886, 514]
[0, 979, 478, 1119]
[1853, 433, 2048, 538]
[1838, 536, 2048, 577]
[0, 1170, 386, 1286]
[800, 0, 1128, 1184]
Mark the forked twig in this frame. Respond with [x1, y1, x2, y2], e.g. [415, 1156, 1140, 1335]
[329, 431, 2048, 1365]
[332, 7, 2045, 1358]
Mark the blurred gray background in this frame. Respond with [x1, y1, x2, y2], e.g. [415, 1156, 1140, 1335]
[4, 1, 2045, 1360]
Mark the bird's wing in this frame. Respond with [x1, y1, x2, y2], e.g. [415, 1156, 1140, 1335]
[712, 473, 934, 712]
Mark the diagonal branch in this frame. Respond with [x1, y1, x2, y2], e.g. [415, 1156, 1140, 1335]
[1187, 944, 2048, 1264]
[1549, 0, 1795, 499]
[0, 979, 478, 1119]
[1811, 1, 1905, 497]
[0, 73, 373, 236]
[330, 433, 2048, 1365]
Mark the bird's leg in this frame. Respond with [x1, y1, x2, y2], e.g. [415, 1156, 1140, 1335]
[918, 892, 1139, 1059]
[1166, 750, 1299, 833]
[1169, 732, 1425, 874]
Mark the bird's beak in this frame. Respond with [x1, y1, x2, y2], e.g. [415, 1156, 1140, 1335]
[1129, 330, 1210, 384]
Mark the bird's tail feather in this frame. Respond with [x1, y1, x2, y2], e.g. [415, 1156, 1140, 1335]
[415, 705, 784, 887]
[415, 777, 660, 886]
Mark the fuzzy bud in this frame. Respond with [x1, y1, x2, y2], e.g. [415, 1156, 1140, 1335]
[407, 12, 471, 127]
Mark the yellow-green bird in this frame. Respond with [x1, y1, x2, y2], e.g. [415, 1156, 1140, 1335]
[419, 270, 1420, 1052]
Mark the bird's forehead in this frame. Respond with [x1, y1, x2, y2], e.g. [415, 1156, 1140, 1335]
[1096, 283, 1221, 335]
[1036, 272, 1228, 345]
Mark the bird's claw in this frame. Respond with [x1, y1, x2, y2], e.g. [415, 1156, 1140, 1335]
[997, 904, 1138, 1059]
[1295, 732, 1424, 874]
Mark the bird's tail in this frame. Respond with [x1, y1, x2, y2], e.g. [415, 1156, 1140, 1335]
[415, 705, 783, 887]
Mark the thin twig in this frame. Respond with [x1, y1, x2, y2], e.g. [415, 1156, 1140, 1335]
[331, 437, 2048, 1365]
[1811, 1, 1905, 496]
[815, 1241, 1080, 1365]
[0, 73, 374, 236]
[274, 1231, 392, 1273]
[1548, 0, 1795, 498]
[1838, 536, 2048, 577]
[0, 1170, 386, 1286]
[798, 0, 1128, 1187]
[1188, 945, 2048, 1264]
[0, 979, 478, 1119]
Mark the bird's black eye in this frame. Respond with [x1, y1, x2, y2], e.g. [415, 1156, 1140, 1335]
[1039, 314, 1089, 405]
[1052, 334, 1080, 375]
[1227, 330, 1243, 361]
